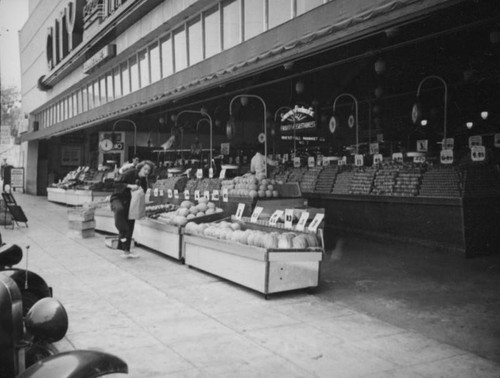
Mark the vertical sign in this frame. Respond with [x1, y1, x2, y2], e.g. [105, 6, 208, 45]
[293, 157, 301, 168]
[307, 157, 315, 168]
[373, 154, 383, 165]
[440, 149, 454, 164]
[269, 210, 284, 226]
[392, 153, 403, 163]
[221, 143, 230, 155]
[250, 206, 264, 223]
[443, 138, 454, 150]
[222, 188, 229, 202]
[471, 146, 486, 162]
[369, 143, 379, 155]
[494, 133, 500, 148]
[234, 203, 245, 220]
[354, 154, 364, 167]
[184, 190, 190, 200]
[0, 125, 11, 145]
[296, 211, 309, 231]
[469, 135, 482, 148]
[307, 213, 325, 233]
[284, 209, 294, 229]
[417, 140, 428, 152]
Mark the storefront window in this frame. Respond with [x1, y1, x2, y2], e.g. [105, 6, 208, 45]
[139, 49, 149, 87]
[204, 7, 221, 58]
[160, 35, 173, 77]
[268, 0, 291, 29]
[68, 96, 73, 118]
[106, 72, 114, 102]
[73, 93, 78, 115]
[244, 0, 264, 40]
[55, 102, 60, 123]
[130, 55, 139, 92]
[188, 17, 203, 65]
[121, 61, 130, 96]
[114, 66, 122, 98]
[149, 41, 161, 83]
[82, 87, 88, 112]
[88, 83, 94, 109]
[222, 0, 241, 50]
[296, 0, 324, 15]
[173, 27, 187, 72]
[93, 80, 100, 107]
[100, 76, 107, 105]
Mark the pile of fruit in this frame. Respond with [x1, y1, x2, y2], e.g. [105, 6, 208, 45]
[371, 165, 399, 196]
[349, 167, 376, 195]
[462, 165, 500, 198]
[221, 174, 279, 198]
[314, 166, 338, 194]
[184, 178, 222, 194]
[300, 167, 322, 193]
[145, 203, 177, 219]
[185, 220, 321, 249]
[419, 166, 462, 198]
[287, 168, 307, 183]
[155, 198, 223, 226]
[331, 170, 353, 194]
[154, 177, 188, 192]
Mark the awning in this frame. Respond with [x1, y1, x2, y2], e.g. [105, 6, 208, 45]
[21, 0, 463, 143]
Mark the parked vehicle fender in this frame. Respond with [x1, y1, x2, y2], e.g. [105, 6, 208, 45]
[2, 269, 52, 313]
[16, 350, 128, 378]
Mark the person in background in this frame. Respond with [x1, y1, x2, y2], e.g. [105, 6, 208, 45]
[190, 136, 203, 157]
[250, 147, 278, 178]
[118, 156, 140, 175]
[110, 160, 155, 258]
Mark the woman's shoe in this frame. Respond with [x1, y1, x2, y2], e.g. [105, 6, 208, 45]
[120, 252, 140, 259]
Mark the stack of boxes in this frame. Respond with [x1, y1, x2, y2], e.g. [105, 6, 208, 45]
[67, 206, 96, 238]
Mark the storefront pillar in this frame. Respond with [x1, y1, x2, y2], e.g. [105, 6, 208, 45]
[25, 140, 39, 195]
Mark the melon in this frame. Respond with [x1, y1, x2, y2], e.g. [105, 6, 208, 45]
[189, 206, 199, 215]
[180, 200, 194, 209]
[265, 190, 272, 198]
[267, 185, 274, 191]
[292, 235, 308, 249]
[207, 202, 216, 209]
[205, 208, 215, 215]
[177, 208, 190, 217]
[230, 223, 241, 231]
[272, 190, 279, 198]
[186, 213, 196, 220]
[278, 234, 294, 249]
[196, 212, 205, 217]
[215, 207, 224, 213]
[174, 215, 188, 226]
[184, 222, 197, 234]
[196, 203, 208, 212]
[305, 233, 320, 247]
[258, 190, 266, 198]
[259, 184, 267, 192]
[262, 233, 279, 249]
[198, 197, 208, 204]
[249, 190, 258, 199]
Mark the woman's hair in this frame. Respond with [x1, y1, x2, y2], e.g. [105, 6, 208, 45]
[136, 160, 155, 175]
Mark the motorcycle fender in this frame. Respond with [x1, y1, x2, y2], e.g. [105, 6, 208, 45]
[16, 350, 128, 378]
[2, 269, 52, 298]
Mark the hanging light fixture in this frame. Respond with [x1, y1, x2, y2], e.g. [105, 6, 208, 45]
[481, 111, 489, 120]
[240, 96, 249, 106]
[420, 119, 428, 126]
[295, 80, 305, 94]
[374, 86, 384, 99]
[466, 121, 474, 129]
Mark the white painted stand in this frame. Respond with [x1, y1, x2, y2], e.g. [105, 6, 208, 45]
[183, 234, 322, 296]
[134, 219, 183, 260]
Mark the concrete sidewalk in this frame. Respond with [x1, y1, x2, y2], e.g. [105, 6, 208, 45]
[3, 194, 499, 378]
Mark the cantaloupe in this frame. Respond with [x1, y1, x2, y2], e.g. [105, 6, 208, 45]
[180, 200, 194, 209]
[177, 208, 190, 217]
[265, 190, 272, 198]
[278, 234, 294, 249]
[196, 212, 205, 217]
[292, 235, 308, 249]
[207, 202, 216, 209]
[196, 203, 208, 212]
[258, 190, 266, 198]
[249, 190, 258, 199]
[186, 213, 195, 220]
[205, 208, 215, 215]
[198, 197, 208, 204]
[272, 190, 279, 198]
[230, 223, 241, 231]
[174, 215, 188, 226]
[305, 233, 320, 247]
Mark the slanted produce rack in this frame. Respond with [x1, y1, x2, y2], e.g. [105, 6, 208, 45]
[182, 201, 325, 297]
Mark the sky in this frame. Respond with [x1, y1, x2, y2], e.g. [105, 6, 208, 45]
[0, 0, 29, 90]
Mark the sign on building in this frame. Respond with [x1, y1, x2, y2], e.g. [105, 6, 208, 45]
[0, 126, 11, 145]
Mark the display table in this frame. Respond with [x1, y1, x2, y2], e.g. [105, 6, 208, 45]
[47, 188, 111, 206]
[183, 234, 322, 296]
[94, 206, 116, 234]
[133, 219, 183, 260]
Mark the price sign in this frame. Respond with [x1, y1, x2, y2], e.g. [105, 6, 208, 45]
[440, 149, 454, 164]
[167, 189, 173, 198]
[184, 190, 190, 200]
[196, 169, 203, 179]
[296, 211, 309, 231]
[250, 206, 263, 223]
[283, 154, 289, 162]
[159, 189, 165, 197]
[212, 190, 220, 201]
[392, 153, 404, 163]
[284, 209, 294, 229]
[322, 158, 330, 167]
[373, 154, 383, 165]
[194, 190, 200, 200]
[308, 156, 315, 168]
[307, 213, 325, 233]
[222, 188, 229, 202]
[269, 210, 284, 226]
[174, 189, 179, 199]
[413, 155, 426, 163]
[338, 157, 347, 166]
[494, 133, 500, 148]
[221, 142, 230, 155]
[471, 145, 486, 162]
[369, 143, 379, 155]
[443, 138, 454, 150]
[219, 169, 226, 179]
[469, 135, 483, 148]
[354, 154, 364, 167]
[293, 157, 301, 168]
[185, 168, 192, 176]
[153, 188, 159, 197]
[204, 191, 210, 200]
[209, 168, 214, 178]
[235, 203, 245, 220]
[417, 140, 428, 152]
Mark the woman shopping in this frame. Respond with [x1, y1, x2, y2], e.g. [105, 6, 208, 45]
[110, 160, 155, 258]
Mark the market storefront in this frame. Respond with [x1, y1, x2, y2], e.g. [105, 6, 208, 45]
[19, 0, 500, 264]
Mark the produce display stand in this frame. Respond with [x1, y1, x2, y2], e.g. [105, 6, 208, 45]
[182, 202, 325, 297]
[47, 187, 111, 206]
[94, 206, 116, 234]
[133, 212, 227, 261]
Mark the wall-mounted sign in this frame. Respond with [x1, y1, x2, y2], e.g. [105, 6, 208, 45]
[354, 154, 364, 167]
[468, 135, 483, 148]
[10, 168, 24, 190]
[220, 143, 230, 155]
[46, 0, 85, 70]
[373, 154, 383, 165]
[83, 44, 116, 73]
[369, 143, 379, 155]
[280, 105, 316, 132]
[443, 138, 454, 150]
[0, 125, 10, 145]
[392, 153, 403, 163]
[416, 140, 428, 152]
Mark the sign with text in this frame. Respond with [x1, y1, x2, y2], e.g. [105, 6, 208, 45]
[0, 125, 11, 145]
[413, 155, 426, 164]
[222, 188, 229, 202]
[174, 189, 179, 199]
[167, 189, 173, 198]
[440, 149, 454, 164]
[219, 169, 226, 179]
[373, 154, 383, 165]
[354, 154, 364, 167]
[10, 168, 24, 190]
[307, 213, 325, 233]
[417, 140, 428, 152]
[184, 190, 190, 200]
[204, 191, 210, 200]
[284, 209, 294, 229]
[443, 138, 454, 150]
[212, 190, 219, 201]
[369, 143, 379, 155]
[269, 210, 284, 226]
[471, 146, 486, 162]
[392, 153, 404, 163]
[250, 206, 263, 223]
[308, 157, 315, 168]
[296, 211, 309, 231]
[153, 188, 159, 197]
[221, 143, 230, 155]
[194, 190, 200, 200]
[234, 203, 245, 220]
[196, 169, 203, 179]
[468, 135, 483, 148]
[293, 157, 301, 168]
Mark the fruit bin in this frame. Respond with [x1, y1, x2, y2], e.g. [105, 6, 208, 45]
[182, 203, 324, 297]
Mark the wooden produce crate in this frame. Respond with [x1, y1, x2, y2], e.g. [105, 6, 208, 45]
[94, 206, 117, 234]
[183, 234, 322, 296]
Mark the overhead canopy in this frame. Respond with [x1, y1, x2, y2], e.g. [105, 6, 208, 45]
[21, 0, 463, 143]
